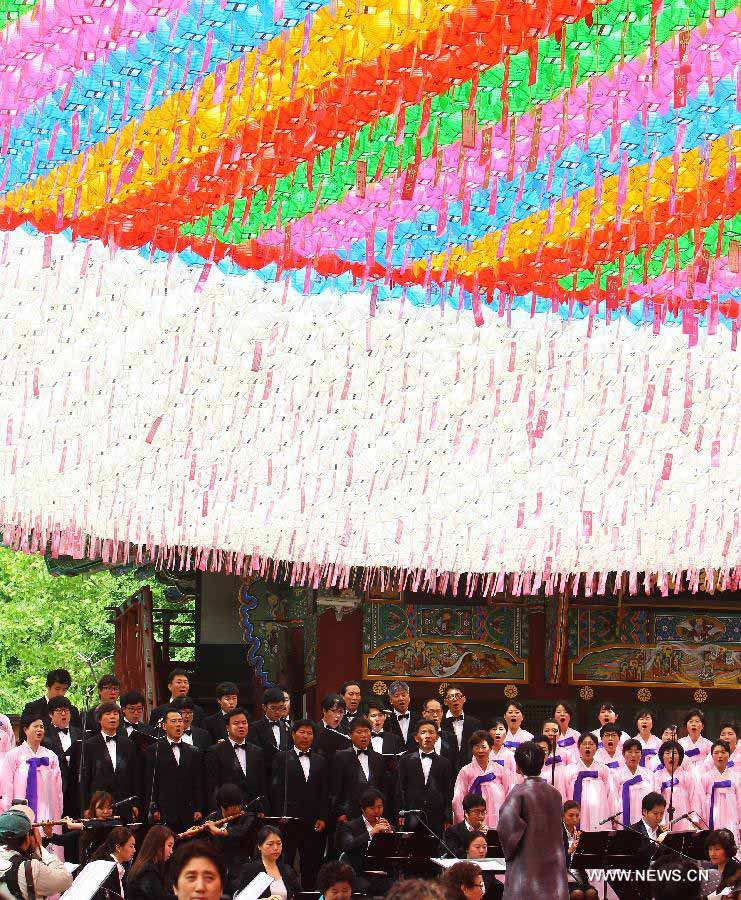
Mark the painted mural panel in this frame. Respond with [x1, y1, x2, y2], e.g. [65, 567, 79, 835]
[363, 602, 528, 682]
[569, 608, 741, 689]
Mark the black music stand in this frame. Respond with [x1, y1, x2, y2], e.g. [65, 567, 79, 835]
[366, 830, 440, 878]
[572, 830, 649, 900]
[656, 830, 709, 862]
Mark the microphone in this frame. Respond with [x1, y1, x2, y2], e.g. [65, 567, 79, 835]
[398, 809, 423, 816]
[598, 811, 621, 826]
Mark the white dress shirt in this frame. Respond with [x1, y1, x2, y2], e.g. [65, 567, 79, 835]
[271, 720, 282, 747]
[395, 712, 411, 743]
[419, 750, 433, 784]
[446, 711, 465, 750]
[231, 738, 248, 775]
[56, 728, 72, 754]
[356, 748, 370, 780]
[295, 747, 310, 780]
[371, 732, 384, 754]
[102, 733, 117, 771]
[169, 739, 181, 765]
[181, 729, 194, 746]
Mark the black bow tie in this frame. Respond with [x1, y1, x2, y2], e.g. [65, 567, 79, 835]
[105, 735, 117, 743]
[184, 729, 192, 736]
[449, 716, 464, 722]
[234, 743, 246, 750]
[170, 742, 182, 749]
[396, 713, 409, 720]
[298, 751, 311, 758]
[421, 752, 435, 760]
[57, 728, 69, 735]
[356, 749, 368, 756]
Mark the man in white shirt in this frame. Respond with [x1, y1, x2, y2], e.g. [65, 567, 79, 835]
[386, 681, 414, 748]
[631, 791, 667, 870]
[0, 807, 73, 899]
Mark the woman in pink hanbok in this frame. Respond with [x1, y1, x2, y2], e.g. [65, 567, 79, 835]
[553, 702, 581, 765]
[536, 730, 568, 800]
[697, 740, 741, 845]
[633, 709, 662, 770]
[453, 730, 512, 828]
[701, 722, 740, 771]
[564, 734, 616, 832]
[502, 702, 533, 750]
[0, 714, 16, 761]
[653, 741, 697, 833]
[612, 740, 653, 827]
[488, 718, 517, 780]
[679, 709, 713, 765]
[0, 715, 62, 822]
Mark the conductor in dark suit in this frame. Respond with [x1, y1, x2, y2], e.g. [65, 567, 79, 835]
[42, 695, 83, 818]
[497, 741, 569, 900]
[22, 668, 82, 728]
[204, 707, 267, 812]
[248, 687, 291, 779]
[332, 719, 388, 822]
[336, 787, 394, 893]
[144, 708, 204, 834]
[441, 684, 482, 771]
[79, 702, 141, 820]
[395, 720, 453, 837]
[269, 719, 329, 889]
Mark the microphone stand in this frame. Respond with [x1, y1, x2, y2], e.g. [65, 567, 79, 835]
[667, 727, 677, 828]
[281, 718, 291, 819]
[148, 733, 168, 823]
[549, 737, 557, 788]
[609, 812, 702, 866]
[76, 655, 100, 815]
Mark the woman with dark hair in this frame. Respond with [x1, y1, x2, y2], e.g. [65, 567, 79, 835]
[679, 708, 712, 764]
[316, 860, 355, 900]
[698, 741, 741, 844]
[453, 731, 511, 828]
[126, 825, 175, 900]
[170, 840, 225, 900]
[236, 825, 301, 899]
[553, 703, 580, 764]
[89, 825, 136, 898]
[78, 790, 122, 864]
[706, 829, 740, 891]
[633, 709, 662, 769]
[502, 703, 533, 749]
[653, 741, 698, 832]
[439, 861, 486, 900]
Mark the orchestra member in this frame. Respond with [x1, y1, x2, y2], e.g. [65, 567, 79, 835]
[89, 825, 136, 899]
[204, 707, 266, 813]
[563, 800, 596, 900]
[705, 829, 741, 893]
[126, 824, 175, 900]
[237, 825, 302, 900]
[336, 787, 393, 892]
[446, 795, 487, 859]
[453, 731, 511, 828]
[197, 783, 255, 895]
[630, 792, 667, 864]
[203, 682, 239, 745]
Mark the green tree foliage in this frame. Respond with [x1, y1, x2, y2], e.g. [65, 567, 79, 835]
[0, 547, 167, 713]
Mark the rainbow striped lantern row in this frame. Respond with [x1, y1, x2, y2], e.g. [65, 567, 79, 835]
[0, 0, 738, 592]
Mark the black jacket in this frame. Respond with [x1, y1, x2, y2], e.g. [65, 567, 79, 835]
[331, 748, 388, 820]
[395, 750, 453, 834]
[79, 733, 141, 812]
[441, 713, 483, 768]
[269, 749, 329, 824]
[204, 740, 267, 812]
[445, 821, 475, 859]
[369, 731, 405, 756]
[237, 860, 301, 900]
[22, 696, 81, 729]
[629, 819, 659, 869]
[336, 816, 378, 873]
[384, 711, 419, 750]
[42, 725, 83, 795]
[148, 701, 205, 728]
[183, 726, 212, 752]
[144, 740, 204, 828]
[248, 717, 291, 777]
[203, 712, 229, 744]
[126, 863, 172, 900]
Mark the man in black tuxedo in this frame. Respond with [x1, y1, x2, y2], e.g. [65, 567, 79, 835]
[148, 668, 205, 728]
[332, 719, 388, 822]
[366, 702, 405, 755]
[384, 680, 418, 750]
[441, 684, 482, 771]
[144, 708, 204, 834]
[336, 787, 394, 892]
[631, 792, 666, 869]
[395, 720, 453, 837]
[203, 681, 239, 744]
[78, 701, 141, 820]
[171, 697, 212, 750]
[247, 687, 291, 779]
[22, 668, 81, 729]
[314, 694, 353, 758]
[118, 690, 155, 740]
[204, 707, 267, 812]
[42, 695, 83, 817]
[269, 719, 329, 889]
[446, 794, 488, 858]
[337, 681, 363, 735]
[420, 698, 461, 772]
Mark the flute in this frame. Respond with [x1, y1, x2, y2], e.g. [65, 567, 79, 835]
[176, 811, 246, 839]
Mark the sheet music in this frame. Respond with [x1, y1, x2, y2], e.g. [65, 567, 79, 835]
[59, 860, 116, 900]
[233, 871, 274, 900]
[432, 858, 506, 872]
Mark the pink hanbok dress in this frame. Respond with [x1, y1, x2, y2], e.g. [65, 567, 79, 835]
[591, 730, 631, 751]
[653, 766, 697, 832]
[634, 733, 662, 769]
[698, 767, 741, 845]
[453, 759, 512, 828]
[594, 748, 624, 774]
[555, 728, 581, 765]
[503, 728, 533, 751]
[679, 735, 712, 765]
[539, 753, 569, 800]
[612, 766, 654, 828]
[564, 760, 616, 832]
